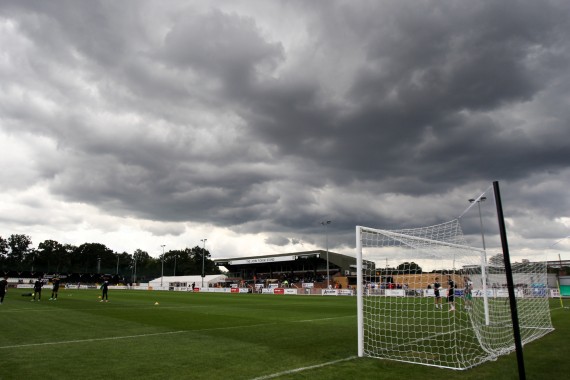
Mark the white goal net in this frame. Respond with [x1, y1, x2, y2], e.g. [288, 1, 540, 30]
[356, 218, 554, 370]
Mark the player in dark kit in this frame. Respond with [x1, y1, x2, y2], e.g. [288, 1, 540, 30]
[0, 276, 8, 304]
[100, 280, 109, 302]
[447, 278, 456, 312]
[50, 277, 61, 300]
[32, 277, 43, 301]
[434, 277, 442, 309]
[464, 277, 473, 310]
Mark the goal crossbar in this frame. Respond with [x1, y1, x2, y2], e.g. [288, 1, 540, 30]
[359, 225, 485, 253]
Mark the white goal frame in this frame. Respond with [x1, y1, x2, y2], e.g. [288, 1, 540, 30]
[356, 223, 554, 370]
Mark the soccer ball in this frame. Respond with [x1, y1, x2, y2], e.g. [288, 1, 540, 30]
[32, 293, 35, 297]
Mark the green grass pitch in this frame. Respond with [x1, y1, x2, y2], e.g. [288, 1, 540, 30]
[0, 289, 568, 379]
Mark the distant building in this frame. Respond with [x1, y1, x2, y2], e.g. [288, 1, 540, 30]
[214, 250, 373, 284]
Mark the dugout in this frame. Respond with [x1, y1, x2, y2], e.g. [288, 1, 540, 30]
[215, 250, 372, 286]
[560, 275, 570, 296]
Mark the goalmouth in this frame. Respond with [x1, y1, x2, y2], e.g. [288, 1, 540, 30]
[356, 218, 554, 370]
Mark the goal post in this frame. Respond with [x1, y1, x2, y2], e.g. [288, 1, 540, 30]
[356, 219, 554, 370]
[356, 226, 364, 357]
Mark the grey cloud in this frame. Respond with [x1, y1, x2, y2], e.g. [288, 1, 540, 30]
[264, 235, 290, 246]
[232, 0, 570, 192]
[1, 0, 569, 253]
[161, 9, 283, 81]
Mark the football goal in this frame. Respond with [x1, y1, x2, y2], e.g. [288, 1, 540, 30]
[356, 196, 553, 370]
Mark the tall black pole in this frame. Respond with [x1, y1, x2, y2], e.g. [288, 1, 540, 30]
[493, 181, 526, 380]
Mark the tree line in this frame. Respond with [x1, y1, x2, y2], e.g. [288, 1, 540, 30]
[0, 234, 221, 282]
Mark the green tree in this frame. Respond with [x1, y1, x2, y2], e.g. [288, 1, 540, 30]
[131, 249, 160, 281]
[193, 245, 221, 276]
[164, 249, 186, 276]
[0, 236, 8, 270]
[116, 251, 131, 276]
[488, 253, 505, 267]
[37, 239, 67, 273]
[7, 234, 33, 271]
[60, 243, 77, 272]
[73, 243, 116, 273]
[395, 261, 423, 274]
[182, 247, 202, 275]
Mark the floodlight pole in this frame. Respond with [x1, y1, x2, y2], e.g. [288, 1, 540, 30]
[469, 196, 490, 325]
[161, 245, 165, 287]
[133, 255, 137, 284]
[201, 239, 207, 288]
[116, 255, 119, 275]
[321, 220, 332, 288]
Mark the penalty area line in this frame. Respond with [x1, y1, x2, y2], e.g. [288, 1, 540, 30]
[0, 330, 187, 349]
[249, 356, 358, 380]
[293, 315, 354, 323]
[0, 322, 278, 350]
[1, 318, 350, 351]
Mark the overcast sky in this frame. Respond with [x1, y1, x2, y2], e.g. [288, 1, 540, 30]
[1, 0, 569, 262]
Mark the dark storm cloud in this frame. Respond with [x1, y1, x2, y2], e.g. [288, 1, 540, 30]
[237, 1, 570, 187]
[1, 0, 569, 252]
[161, 9, 283, 83]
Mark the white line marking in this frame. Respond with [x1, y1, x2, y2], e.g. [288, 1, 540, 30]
[294, 315, 354, 323]
[0, 305, 207, 313]
[0, 330, 187, 349]
[249, 356, 358, 380]
[0, 315, 344, 350]
[0, 322, 279, 350]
